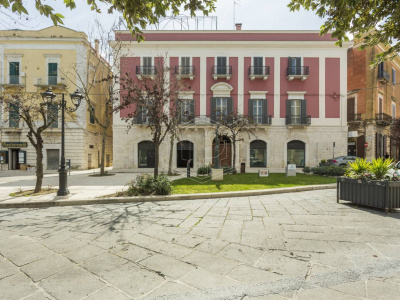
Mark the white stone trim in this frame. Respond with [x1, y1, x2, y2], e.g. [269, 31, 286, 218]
[210, 82, 233, 97]
[249, 91, 268, 99]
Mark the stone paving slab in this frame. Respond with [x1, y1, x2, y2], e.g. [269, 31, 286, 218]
[0, 189, 400, 300]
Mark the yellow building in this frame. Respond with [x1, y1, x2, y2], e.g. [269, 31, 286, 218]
[0, 26, 113, 170]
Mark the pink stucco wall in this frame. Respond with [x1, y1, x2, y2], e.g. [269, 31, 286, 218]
[119, 57, 139, 118]
[279, 57, 319, 118]
[325, 58, 341, 118]
[206, 57, 238, 115]
[116, 32, 335, 42]
[243, 57, 274, 116]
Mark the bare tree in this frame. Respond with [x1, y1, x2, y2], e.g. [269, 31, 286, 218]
[220, 112, 257, 174]
[0, 87, 60, 192]
[64, 21, 119, 176]
[119, 57, 184, 178]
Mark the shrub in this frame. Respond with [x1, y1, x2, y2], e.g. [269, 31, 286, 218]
[153, 174, 172, 195]
[303, 166, 311, 173]
[348, 158, 371, 175]
[311, 165, 346, 176]
[321, 159, 327, 163]
[369, 157, 393, 180]
[197, 165, 211, 175]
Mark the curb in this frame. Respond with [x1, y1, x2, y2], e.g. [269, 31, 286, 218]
[0, 184, 336, 209]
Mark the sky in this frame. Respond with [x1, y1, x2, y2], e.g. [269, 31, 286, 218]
[7, 0, 326, 39]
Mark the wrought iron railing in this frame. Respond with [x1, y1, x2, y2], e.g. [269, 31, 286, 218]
[136, 66, 157, 76]
[248, 66, 270, 76]
[287, 66, 309, 76]
[378, 70, 390, 82]
[375, 113, 392, 125]
[285, 115, 311, 125]
[174, 66, 195, 76]
[348, 113, 362, 122]
[212, 66, 232, 75]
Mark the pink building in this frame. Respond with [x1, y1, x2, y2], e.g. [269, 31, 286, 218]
[113, 27, 351, 171]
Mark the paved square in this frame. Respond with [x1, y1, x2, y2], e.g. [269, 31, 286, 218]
[0, 189, 400, 299]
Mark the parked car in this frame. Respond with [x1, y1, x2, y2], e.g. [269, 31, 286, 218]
[385, 161, 400, 180]
[327, 156, 358, 167]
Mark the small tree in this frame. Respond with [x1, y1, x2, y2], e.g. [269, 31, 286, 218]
[0, 87, 60, 192]
[220, 112, 257, 174]
[120, 58, 184, 178]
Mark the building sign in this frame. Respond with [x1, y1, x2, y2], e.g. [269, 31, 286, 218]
[1, 142, 28, 148]
[258, 169, 269, 177]
[348, 131, 358, 138]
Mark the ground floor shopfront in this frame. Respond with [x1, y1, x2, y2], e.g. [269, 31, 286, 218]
[0, 128, 113, 171]
[113, 125, 348, 171]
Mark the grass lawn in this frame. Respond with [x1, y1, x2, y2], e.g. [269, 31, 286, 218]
[171, 173, 336, 194]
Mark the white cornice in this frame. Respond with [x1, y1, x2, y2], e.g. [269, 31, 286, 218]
[287, 91, 307, 95]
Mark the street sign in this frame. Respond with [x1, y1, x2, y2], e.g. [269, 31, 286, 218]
[1, 142, 28, 148]
[258, 169, 269, 177]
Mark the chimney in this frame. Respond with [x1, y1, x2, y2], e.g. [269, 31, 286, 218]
[235, 23, 242, 31]
[94, 39, 99, 57]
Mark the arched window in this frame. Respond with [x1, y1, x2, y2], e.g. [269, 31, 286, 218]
[138, 141, 155, 168]
[287, 140, 305, 167]
[250, 140, 267, 167]
[177, 141, 194, 168]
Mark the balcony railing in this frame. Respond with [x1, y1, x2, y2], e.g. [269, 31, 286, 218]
[175, 66, 195, 79]
[248, 66, 270, 80]
[136, 66, 157, 79]
[1, 75, 25, 87]
[34, 76, 67, 88]
[348, 113, 362, 122]
[248, 115, 272, 125]
[287, 66, 309, 81]
[375, 113, 392, 126]
[378, 70, 390, 82]
[212, 66, 232, 80]
[285, 115, 311, 125]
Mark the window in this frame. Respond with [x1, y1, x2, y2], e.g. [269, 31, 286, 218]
[393, 68, 396, 85]
[210, 97, 233, 122]
[287, 140, 305, 167]
[249, 99, 268, 124]
[216, 57, 227, 74]
[89, 107, 95, 124]
[47, 103, 58, 128]
[138, 141, 155, 168]
[392, 102, 396, 121]
[291, 99, 301, 124]
[9, 103, 19, 127]
[180, 99, 195, 123]
[9, 62, 19, 84]
[48, 63, 58, 85]
[141, 107, 151, 124]
[216, 98, 228, 117]
[378, 97, 383, 115]
[378, 62, 385, 74]
[253, 57, 263, 75]
[286, 99, 308, 125]
[288, 57, 301, 75]
[253, 99, 262, 124]
[180, 57, 191, 75]
[142, 57, 153, 75]
[250, 140, 266, 167]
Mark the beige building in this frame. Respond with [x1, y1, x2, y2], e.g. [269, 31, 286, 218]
[0, 26, 113, 170]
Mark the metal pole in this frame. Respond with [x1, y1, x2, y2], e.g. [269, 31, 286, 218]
[57, 93, 69, 196]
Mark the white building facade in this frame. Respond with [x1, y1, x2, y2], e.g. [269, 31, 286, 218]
[113, 29, 351, 172]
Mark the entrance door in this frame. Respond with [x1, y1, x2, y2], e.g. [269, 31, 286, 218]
[10, 149, 20, 170]
[212, 136, 232, 167]
[47, 149, 60, 170]
[138, 141, 155, 168]
[348, 142, 356, 156]
[177, 141, 194, 168]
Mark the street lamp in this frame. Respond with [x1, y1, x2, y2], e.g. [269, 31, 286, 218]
[41, 88, 83, 196]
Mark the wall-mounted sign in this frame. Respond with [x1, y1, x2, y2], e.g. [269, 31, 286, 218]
[1, 142, 28, 148]
[258, 169, 269, 177]
[348, 131, 358, 138]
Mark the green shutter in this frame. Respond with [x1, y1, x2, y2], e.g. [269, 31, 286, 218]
[9, 62, 19, 75]
[301, 100, 307, 124]
[189, 99, 195, 123]
[286, 100, 291, 125]
[227, 97, 233, 124]
[136, 106, 143, 124]
[210, 97, 217, 122]
[48, 63, 58, 85]
[248, 99, 254, 119]
[0, 151, 8, 164]
[9, 103, 19, 127]
[262, 99, 268, 124]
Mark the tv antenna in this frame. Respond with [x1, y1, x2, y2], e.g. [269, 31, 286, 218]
[233, 0, 241, 29]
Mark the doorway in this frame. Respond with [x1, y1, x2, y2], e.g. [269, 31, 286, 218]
[212, 135, 232, 167]
[47, 149, 60, 170]
[177, 141, 194, 168]
[10, 149, 20, 170]
[347, 141, 356, 156]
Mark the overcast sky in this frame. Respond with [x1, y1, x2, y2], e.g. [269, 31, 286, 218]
[12, 0, 325, 39]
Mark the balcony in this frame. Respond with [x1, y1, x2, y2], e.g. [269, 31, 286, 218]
[378, 70, 390, 83]
[348, 113, 362, 123]
[248, 66, 270, 81]
[34, 76, 67, 89]
[287, 66, 309, 81]
[136, 66, 157, 80]
[174, 66, 195, 80]
[285, 115, 311, 126]
[1, 75, 25, 87]
[375, 113, 392, 126]
[212, 66, 232, 80]
[248, 114, 272, 125]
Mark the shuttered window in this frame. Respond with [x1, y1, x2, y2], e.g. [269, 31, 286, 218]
[48, 63, 58, 85]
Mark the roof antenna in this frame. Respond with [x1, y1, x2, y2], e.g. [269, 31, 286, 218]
[233, 0, 241, 29]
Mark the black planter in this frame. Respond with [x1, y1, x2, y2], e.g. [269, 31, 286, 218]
[337, 177, 400, 212]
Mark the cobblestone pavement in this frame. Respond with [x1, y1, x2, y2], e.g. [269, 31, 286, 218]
[1, 189, 400, 300]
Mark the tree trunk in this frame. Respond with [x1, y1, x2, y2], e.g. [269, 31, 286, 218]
[154, 142, 160, 178]
[232, 139, 237, 174]
[168, 134, 174, 176]
[100, 126, 107, 176]
[34, 137, 44, 193]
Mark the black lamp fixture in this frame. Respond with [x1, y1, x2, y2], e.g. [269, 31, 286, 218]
[41, 88, 84, 196]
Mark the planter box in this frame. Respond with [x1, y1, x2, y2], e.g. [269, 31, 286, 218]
[337, 177, 400, 212]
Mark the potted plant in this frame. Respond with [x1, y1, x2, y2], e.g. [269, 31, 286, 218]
[319, 159, 328, 167]
[337, 158, 400, 212]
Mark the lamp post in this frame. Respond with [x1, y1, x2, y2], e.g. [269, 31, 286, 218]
[41, 88, 83, 196]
